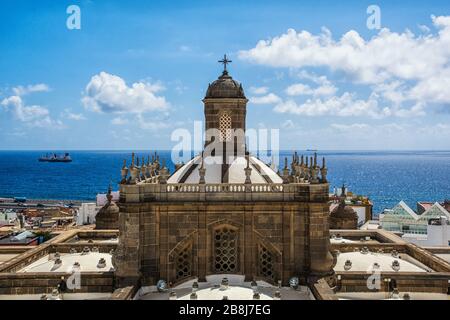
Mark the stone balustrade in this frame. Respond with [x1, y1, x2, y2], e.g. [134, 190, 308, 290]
[119, 182, 329, 203]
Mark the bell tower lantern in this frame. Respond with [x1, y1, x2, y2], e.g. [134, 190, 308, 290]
[203, 55, 248, 152]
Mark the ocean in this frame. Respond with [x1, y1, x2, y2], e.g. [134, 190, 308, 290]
[0, 150, 449, 215]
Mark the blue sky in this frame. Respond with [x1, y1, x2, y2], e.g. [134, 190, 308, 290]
[1, 0, 450, 150]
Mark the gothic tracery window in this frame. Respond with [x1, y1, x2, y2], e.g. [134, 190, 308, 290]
[176, 243, 192, 280]
[219, 113, 232, 142]
[213, 226, 238, 273]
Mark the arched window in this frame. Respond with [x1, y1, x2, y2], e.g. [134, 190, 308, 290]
[219, 113, 232, 142]
[213, 226, 238, 273]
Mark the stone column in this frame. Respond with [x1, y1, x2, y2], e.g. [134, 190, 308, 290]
[307, 184, 334, 278]
[113, 204, 142, 287]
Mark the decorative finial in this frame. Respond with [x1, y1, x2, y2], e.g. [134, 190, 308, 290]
[131, 152, 135, 166]
[218, 54, 232, 74]
[199, 152, 206, 184]
[341, 183, 346, 197]
[200, 151, 205, 169]
[107, 183, 112, 203]
[120, 160, 129, 184]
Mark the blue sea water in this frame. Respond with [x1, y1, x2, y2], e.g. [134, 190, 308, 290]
[0, 150, 449, 215]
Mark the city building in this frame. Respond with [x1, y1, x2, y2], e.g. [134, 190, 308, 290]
[76, 203, 97, 225]
[380, 201, 450, 246]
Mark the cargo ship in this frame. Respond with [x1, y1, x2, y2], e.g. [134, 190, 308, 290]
[38, 153, 72, 163]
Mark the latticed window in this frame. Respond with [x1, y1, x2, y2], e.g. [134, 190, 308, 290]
[219, 113, 232, 142]
[213, 226, 238, 273]
[176, 244, 192, 280]
[258, 244, 275, 281]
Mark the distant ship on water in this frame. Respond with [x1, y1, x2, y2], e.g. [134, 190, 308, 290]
[38, 153, 72, 163]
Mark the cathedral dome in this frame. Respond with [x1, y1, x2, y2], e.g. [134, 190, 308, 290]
[168, 154, 282, 184]
[331, 201, 358, 218]
[205, 72, 246, 99]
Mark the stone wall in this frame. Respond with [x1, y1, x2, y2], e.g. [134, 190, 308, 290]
[0, 272, 114, 295]
[335, 272, 449, 293]
[114, 182, 334, 288]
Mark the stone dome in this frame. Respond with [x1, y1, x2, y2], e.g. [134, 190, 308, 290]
[205, 71, 246, 99]
[168, 154, 282, 184]
[331, 201, 358, 218]
[95, 189, 119, 230]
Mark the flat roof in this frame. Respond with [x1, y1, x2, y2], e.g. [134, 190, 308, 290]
[334, 252, 430, 272]
[18, 252, 114, 273]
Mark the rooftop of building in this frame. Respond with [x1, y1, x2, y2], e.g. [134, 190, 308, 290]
[18, 251, 114, 273]
[137, 275, 313, 301]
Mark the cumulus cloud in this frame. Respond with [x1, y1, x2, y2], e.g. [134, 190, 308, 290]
[250, 93, 282, 105]
[61, 109, 86, 121]
[82, 72, 169, 114]
[1, 95, 64, 128]
[249, 86, 269, 95]
[285, 82, 337, 97]
[240, 15, 450, 116]
[274, 92, 425, 118]
[12, 83, 50, 96]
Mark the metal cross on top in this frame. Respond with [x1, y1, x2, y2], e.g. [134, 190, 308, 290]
[218, 54, 232, 72]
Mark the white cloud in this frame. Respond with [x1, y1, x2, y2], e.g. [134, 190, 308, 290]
[66, 113, 86, 121]
[62, 109, 86, 121]
[239, 16, 450, 115]
[12, 83, 50, 96]
[418, 24, 431, 33]
[285, 82, 337, 97]
[239, 21, 448, 84]
[274, 92, 425, 118]
[111, 116, 129, 125]
[1, 95, 64, 128]
[249, 86, 269, 95]
[82, 72, 169, 114]
[250, 93, 282, 104]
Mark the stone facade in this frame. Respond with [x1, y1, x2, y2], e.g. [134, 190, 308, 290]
[114, 180, 335, 287]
